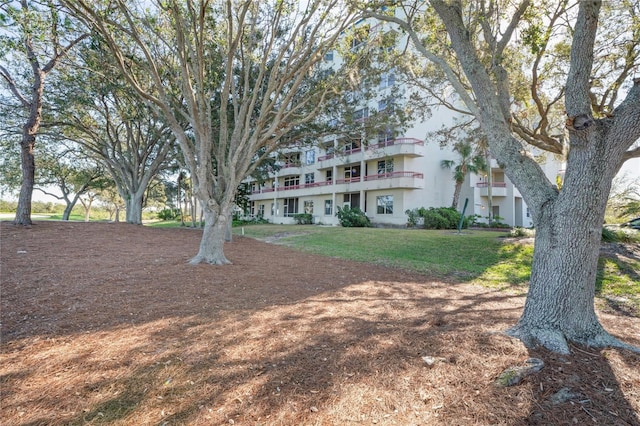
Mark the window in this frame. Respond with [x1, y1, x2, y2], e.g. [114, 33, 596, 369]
[284, 176, 299, 187]
[282, 152, 300, 167]
[377, 128, 394, 144]
[378, 98, 394, 113]
[344, 165, 361, 179]
[324, 199, 333, 215]
[304, 200, 314, 214]
[326, 170, 333, 182]
[377, 159, 394, 175]
[354, 108, 369, 122]
[324, 51, 334, 61]
[344, 139, 361, 153]
[283, 198, 299, 217]
[376, 195, 393, 214]
[343, 193, 360, 209]
[379, 72, 396, 88]
[258, 204, 265, 218]
[305, 149, 315, 165]
[305, 173, 315, 184]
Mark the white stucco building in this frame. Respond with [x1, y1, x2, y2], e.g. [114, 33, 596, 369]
[245, 12, 563, 228]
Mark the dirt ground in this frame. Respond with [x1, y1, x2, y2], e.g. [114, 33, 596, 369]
[1, 221, 639, 426]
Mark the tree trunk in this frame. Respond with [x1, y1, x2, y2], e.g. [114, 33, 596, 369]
[507, 125, 637, 354]
[84, 202, 92, 222]
[125, 194, 144, 224]
[451, 181, 462, 209]
[14, 128, 37, 226]
[189, 206, 231, 265]
[62, 204, 73, 221]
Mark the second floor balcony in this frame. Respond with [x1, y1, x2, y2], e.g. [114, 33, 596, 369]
[476, 181, 507, 197]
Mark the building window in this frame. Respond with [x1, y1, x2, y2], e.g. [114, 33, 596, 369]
[284, 176, 299, 187]
[304, 200, 314, 214]
[282, 152, 300, 167]
[324, 51, 334, 61]
[305, 173, 315, 184]
[326, 170, 333, 182]
[354, 107, 369, 122]
[379, 72, 396, 88]
[344, 139, 361, 153]
[377, 128, 394, 144]
[377, 159, 394, 175]
[283, 198, 299, 217]
[344, 165, 361, 179]
[376, 195, 393, 214]
[343, 192, 360, 209]
[325, 199, 333, 215]
[305, 149, 315, 165]
[258, 204, 265, 218]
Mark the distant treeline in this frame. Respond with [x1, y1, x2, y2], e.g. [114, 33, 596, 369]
[0, 199, 66, 214]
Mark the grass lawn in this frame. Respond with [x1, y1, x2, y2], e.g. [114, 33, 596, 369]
[227, 224, 639, 314]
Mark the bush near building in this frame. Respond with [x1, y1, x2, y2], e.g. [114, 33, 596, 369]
[406, 207, 468, 230]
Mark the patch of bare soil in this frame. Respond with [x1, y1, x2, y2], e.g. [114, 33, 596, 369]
[1, 221, 639, 425]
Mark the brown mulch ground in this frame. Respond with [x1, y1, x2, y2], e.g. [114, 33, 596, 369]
[1, 221, 639, 426]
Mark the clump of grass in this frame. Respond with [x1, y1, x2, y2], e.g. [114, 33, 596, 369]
[602, 226, 640, 243]
[508, 227, 535, 238]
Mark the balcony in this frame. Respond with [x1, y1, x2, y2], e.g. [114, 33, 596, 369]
[277, 162, 301, 176]
[249, 170, 424, 199]
[362, 171, 424, 189]
[318, 138, 425, 168]
[477, 182, 507, 197]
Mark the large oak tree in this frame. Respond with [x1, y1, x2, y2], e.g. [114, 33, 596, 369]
[66, 0, 369, 264]
[368, 0, 640, 353]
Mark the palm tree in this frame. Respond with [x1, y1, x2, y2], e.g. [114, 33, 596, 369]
[441, 141, 488, 209]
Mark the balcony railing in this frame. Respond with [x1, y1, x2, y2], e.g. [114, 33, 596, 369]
[318, 137, 424, 161]
[368, 137, 424, 150]
[335, 176, 362, 184]
[252, 171, 424, 194]
[318, 153, 334, 161]
[364, 171, 424, 181]
[476, 182, 507, 188]
[252, 181, 333, 194]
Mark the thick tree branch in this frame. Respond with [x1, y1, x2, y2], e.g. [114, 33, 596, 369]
[565, 0, 600, 118]
[362, 7, 480, 117]
[0, 65, 30, 108]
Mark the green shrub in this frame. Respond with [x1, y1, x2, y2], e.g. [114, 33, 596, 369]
[421, 207, 466, 229]
[293, 213, 313, 224]
[336, 206, 370, 227]
[157, 208, 181, 220]
[232, 216, 270, 226]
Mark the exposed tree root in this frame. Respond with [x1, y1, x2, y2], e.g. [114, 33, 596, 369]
[506, 325, 640, 355]
[188, 255, 232, 265]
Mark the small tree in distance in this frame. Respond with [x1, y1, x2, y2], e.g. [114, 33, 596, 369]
[441, 141, 487, 210]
